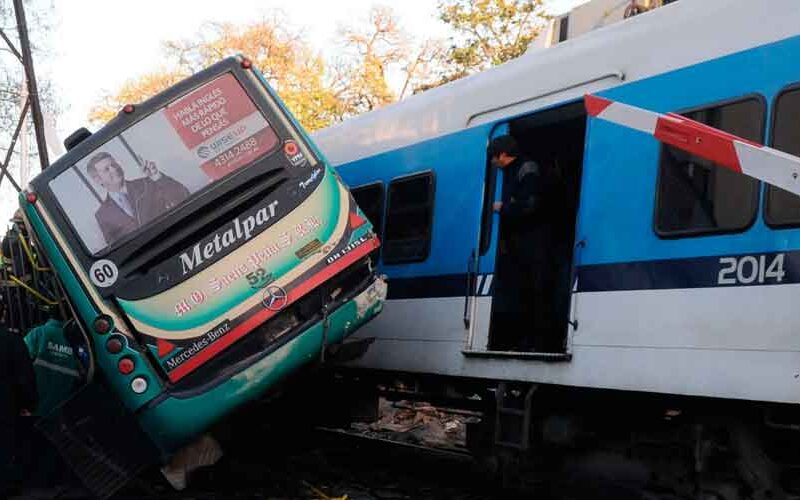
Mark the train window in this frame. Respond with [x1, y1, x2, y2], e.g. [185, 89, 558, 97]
[351, 182, 385, 237]
[765, 87, 800, 227]
[383, 172, 435, 264]
[655, 97, 764, 237]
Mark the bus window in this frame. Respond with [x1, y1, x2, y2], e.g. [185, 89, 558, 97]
[383, 172, 435, 264]
[655, 97, 764, 237]
[48, 72, 281, 254]
[351, 182, 385, 237]
[765, 86, 800, 227]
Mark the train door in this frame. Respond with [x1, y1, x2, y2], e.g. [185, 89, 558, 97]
[468, 101, 586, 354]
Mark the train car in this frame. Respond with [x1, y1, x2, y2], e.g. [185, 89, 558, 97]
[14, 56, 386, 496]
[313, 0, 800, 497]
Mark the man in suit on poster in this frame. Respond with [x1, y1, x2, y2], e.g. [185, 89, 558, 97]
[86, 151, 191, 246]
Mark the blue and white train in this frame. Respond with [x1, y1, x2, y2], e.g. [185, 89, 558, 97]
[315, 0, 800, 496]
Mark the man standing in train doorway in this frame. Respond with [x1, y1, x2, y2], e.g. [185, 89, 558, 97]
[490, 135, 557, 352]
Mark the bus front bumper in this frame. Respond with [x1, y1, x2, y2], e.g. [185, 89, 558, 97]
[137, 275, 386, 454]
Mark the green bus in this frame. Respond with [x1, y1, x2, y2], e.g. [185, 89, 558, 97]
[15, 56, 385, 493]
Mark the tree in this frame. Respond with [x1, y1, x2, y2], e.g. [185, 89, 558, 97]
[0, 0, 57, 225]
[166, 18, 345, 131]
[335, 6, 446, 112]
[398, 38, 447, 98]
[335, 6, 405, 114]
[90, 8, 449, 129]
[437, 0, 549, 81]
[88, 2, 549, 133]
[89, 70, 187, 125]
[0, 1, 57, 133]
[89, 17, 344, 132]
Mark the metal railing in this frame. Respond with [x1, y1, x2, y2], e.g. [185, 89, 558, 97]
[1, 217, 64, 335]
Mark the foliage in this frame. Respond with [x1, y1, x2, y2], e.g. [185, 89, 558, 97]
[90, 17, 342, 131]
[437, 0, 549, 81]
[335, 6, 405, 114]
[166, 19, 345, 131]
[334, 6, 447, 112]
[88, 2, 550, 131]
[89, 70, 187, 125]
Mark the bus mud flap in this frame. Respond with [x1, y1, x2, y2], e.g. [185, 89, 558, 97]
[36, 381, 160, 499]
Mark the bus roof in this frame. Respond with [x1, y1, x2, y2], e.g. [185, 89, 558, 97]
[313, 0, 800, 166]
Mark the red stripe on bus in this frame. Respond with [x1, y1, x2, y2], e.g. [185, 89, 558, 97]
[167, 236, 380, 382]
[654, 114, 748, 173]
[584, 94, 613, 117]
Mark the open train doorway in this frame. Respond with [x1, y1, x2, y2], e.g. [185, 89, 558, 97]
[487, 101, 586, 353]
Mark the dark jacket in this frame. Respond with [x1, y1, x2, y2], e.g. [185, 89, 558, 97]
[95, 174, 190, 246]
[500, 157, 554, 228]
[0, 326, 37, 423]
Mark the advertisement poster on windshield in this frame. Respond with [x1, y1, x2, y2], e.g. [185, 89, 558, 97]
[49, 72, 279, 255]
[165, 73, 279, 180]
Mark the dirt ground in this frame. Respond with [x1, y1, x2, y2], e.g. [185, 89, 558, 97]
[12, 398, 629, 499]
[13, 399, 501, 500]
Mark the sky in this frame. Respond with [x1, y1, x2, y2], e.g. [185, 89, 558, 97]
[0, 0, 586, 224]
[47, 0, 585, 140]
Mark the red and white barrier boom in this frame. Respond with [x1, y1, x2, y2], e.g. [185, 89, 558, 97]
[585, 94, 800, 197]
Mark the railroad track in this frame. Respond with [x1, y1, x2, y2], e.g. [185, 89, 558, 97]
[313, 426, 473, 461]
[108, 424, 484, 499]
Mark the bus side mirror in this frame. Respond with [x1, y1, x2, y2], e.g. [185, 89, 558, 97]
[64, 127, 92, 151]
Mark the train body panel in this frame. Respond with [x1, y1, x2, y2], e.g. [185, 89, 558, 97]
[314, 0, 800, 405]
[346, 293, 800, 404]
[314, 0, 800, 165]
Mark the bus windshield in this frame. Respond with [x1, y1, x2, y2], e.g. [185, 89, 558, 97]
[49, 72, 280, 254]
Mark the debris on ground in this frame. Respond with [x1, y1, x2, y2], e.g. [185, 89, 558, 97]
[350, 398, 479, 451]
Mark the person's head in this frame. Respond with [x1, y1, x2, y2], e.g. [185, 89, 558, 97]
[489, 135, 520, 168]
[87, 152, 126, 192]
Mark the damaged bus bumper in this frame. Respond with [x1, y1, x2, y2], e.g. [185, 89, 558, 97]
[138, 272, 387, 452]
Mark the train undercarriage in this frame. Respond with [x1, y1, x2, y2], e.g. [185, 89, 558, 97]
[321, 372, 800, 500]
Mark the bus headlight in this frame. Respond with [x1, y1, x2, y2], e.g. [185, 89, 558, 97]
[131, 377, 148, 394]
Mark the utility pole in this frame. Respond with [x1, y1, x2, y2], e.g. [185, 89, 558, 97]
[19, 77, 29, 184]
[13, 0, 49, 170]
